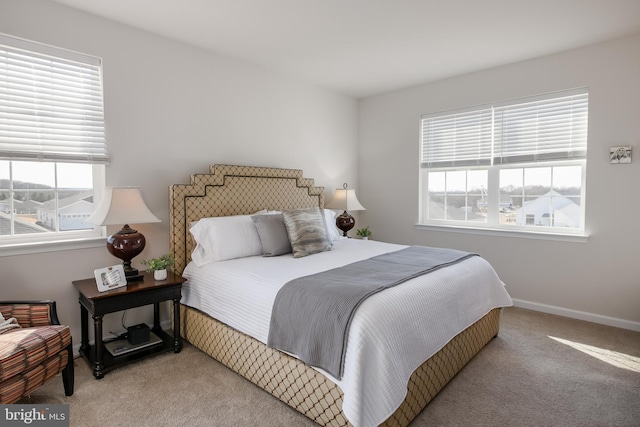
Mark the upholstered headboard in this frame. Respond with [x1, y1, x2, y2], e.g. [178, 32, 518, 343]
[169, 164, 324, 274]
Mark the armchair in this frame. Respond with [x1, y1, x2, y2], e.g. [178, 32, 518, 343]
[0, 300, 74, 403]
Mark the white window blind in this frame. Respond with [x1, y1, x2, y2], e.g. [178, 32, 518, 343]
[421, 107, 493, 168]
[494, 90, 588, 164]
[0, 34, 108, 164]
[421, 88, 588, 168]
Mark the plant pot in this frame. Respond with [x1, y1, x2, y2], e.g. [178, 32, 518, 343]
[154, 269, 167, 281]
[361, 236, 368, 240]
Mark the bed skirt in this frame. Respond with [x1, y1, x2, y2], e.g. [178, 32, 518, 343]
[179, 304, 501, 427]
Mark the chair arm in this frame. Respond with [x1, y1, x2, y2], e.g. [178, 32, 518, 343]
[0, 300, 60, 328]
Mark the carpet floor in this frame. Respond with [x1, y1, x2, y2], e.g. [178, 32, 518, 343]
[22, 307, 640, 426]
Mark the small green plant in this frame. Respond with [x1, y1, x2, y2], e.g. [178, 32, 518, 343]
[141, 253, 175, 272]
[356, 226, 372, 238]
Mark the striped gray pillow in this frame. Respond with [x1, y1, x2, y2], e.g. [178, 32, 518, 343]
[282, 207, 332, 258]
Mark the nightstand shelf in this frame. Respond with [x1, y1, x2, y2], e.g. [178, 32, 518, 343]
[80, 329, 173, 372]
[73, 271, 185, 379]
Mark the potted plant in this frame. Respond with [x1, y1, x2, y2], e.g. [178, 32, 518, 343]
[356, 226, 372, 240]
[141, 253, 175, 280]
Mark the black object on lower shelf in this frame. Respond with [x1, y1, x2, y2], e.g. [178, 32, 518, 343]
[127, 323, 151, 345]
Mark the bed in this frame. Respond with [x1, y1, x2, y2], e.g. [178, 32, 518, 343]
[169, 164, 512, 427]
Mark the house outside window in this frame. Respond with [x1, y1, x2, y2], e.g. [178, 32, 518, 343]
[525, 214, 535, 226]
[419, 88, 588, 237]
[0, 34, 108, 249]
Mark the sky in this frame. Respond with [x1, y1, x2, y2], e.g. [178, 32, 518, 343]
[429, 165, 582, 192]
[0, 160, 92, 190]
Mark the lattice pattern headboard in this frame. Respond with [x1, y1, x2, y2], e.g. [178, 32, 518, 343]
[169, 164, 324, 274]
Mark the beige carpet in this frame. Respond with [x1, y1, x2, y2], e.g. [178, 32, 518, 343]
[22, 307, 640, 426]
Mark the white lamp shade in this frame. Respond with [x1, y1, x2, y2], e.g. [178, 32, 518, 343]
[326, 188, 366, 211]
[86, 187, 160, 226]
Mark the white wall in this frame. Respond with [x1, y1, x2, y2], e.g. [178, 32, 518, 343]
[358, 33, 640, 329]
[0, 0, 358, 346]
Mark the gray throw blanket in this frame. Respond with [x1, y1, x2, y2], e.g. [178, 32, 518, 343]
[267, 246, 477, 379]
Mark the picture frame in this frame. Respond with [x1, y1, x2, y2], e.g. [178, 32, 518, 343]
[610, 146, 632, 164]
[94, 264, 127, 292]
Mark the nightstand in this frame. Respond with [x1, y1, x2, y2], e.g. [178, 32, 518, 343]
[73, 271, 185, 379]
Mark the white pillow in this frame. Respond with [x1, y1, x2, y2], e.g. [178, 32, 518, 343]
[189, 215, 263, 266]
[323, 208, 346, 241]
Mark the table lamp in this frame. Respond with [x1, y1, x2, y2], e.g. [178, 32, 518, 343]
[325, 183, 366, 237]
[87, 187, 160, 281]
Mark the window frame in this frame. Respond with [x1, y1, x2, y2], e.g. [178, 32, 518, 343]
[418, 89, 589, 241]
[0, 34, 108, 255]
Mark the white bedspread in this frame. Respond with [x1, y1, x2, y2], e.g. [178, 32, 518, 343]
[182, 239, 512, 427]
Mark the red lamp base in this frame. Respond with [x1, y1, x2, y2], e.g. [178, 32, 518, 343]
[106, 224, 145, 281]
[335, 211, 355, 237]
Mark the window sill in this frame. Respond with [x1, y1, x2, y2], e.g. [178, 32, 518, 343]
[415, 224, 589, 243]
[0, 237, 106, 257]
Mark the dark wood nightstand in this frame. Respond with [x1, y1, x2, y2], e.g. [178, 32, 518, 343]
[73, 271, 185, 379]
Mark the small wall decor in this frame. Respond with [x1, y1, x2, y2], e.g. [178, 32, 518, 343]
[610, 146, 632, 164]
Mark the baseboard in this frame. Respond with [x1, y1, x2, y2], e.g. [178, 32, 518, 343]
[511, 299, 640, 332]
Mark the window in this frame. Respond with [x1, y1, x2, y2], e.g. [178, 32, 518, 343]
[419, 88, 588, 236]
[0, 34, 108, 249]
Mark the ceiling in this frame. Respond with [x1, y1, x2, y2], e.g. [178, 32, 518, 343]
[49, 0, 640, 98]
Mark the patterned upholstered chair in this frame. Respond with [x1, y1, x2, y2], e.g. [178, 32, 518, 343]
[0, 301, 74, 403]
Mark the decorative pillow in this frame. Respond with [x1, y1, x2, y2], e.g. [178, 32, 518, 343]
[189, 215, 263, 266]
[0, 312, 21, 334]
[251, 214, 292, 256]
[282, 207, 332, 258]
